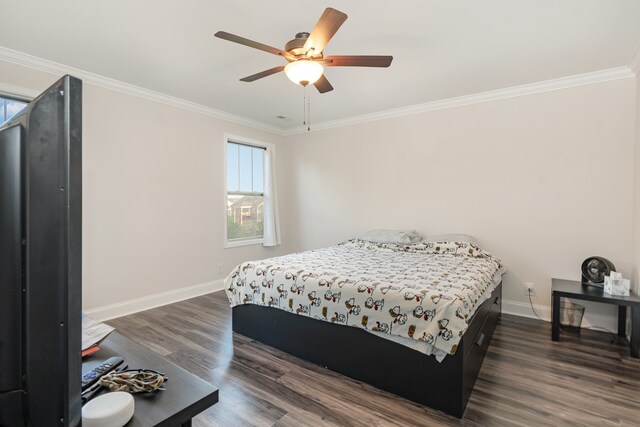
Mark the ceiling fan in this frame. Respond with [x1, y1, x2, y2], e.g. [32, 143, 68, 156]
[214, 7, 393, 94]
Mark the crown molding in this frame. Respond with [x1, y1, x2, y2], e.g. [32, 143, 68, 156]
[0, 46, 287, 135]
[630, 45, 640, 75]
[282, 66, 635, 135]
[0, 81, 42, 100]
[1, 45, 634, 137]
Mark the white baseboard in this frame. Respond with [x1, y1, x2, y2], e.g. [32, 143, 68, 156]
[502, 299, 619, 333]
[84, 279, 226, 322]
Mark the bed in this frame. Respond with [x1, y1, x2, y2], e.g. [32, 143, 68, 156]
[225, 238, 505, 417]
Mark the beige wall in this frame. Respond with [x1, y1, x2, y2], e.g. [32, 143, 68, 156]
[0, 59, 293, 311]
[282, 78, 637, 328]
[634, 75, 640, 293]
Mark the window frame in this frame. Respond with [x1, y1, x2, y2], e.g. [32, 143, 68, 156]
[0, 87, 32, 125]
[223, 134, 272, 248]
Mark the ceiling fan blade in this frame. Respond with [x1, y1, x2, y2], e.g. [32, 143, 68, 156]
[303, 8, 348, 55]
[314, 75, 334, 94]
[215, 31, 295, 61]
[324, 55, 393, 67]
[240, 66, 285, 82]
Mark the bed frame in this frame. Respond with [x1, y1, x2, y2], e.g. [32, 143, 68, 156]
[232, 282, 502, 418]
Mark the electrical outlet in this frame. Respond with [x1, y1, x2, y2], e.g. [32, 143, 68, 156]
[217, 263, 223, 274]
[525, 282, 535, 295]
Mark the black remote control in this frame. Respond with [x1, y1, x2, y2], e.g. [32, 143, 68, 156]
[81, 356, 124, 391]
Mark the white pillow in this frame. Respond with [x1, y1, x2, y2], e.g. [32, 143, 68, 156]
[357, 229, 422, 244]
[423, 233, 479, 246]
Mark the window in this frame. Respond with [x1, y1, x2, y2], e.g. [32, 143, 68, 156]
[226, 139, 266, 245]
[0, 96, 27, 125]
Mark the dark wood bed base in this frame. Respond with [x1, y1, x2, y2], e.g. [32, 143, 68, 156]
[232, 282, 502, 418]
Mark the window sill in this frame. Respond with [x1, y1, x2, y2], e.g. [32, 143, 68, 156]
[225, 238, 264, 249]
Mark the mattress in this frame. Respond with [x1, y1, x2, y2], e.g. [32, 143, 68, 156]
[225, 239, 504, 361]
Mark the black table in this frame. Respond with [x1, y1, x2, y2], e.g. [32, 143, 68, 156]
[82, 332, 218, 426]
[551, 278, 640, 358]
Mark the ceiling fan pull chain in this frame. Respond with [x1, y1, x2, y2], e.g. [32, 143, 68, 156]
[303, 86, 307, 127]
[307, 90, 311, 132]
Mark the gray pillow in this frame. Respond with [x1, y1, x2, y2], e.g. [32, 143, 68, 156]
[423, 233, 479, 246]
[357, 229, 422, 244]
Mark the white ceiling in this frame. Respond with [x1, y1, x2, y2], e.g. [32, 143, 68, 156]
[1, 0, 639, 130]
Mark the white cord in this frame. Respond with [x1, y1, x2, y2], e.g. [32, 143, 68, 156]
[528, 289, 544, 321]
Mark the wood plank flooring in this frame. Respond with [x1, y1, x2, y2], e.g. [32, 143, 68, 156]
[107, 291, 640, 426]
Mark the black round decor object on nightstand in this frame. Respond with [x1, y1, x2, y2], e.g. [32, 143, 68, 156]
[581, 256, 616, 287]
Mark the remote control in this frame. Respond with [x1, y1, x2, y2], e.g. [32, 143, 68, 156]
[81, 356, 124, 391]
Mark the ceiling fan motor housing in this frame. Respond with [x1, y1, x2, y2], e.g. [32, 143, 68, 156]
[285, 32, 320, 58]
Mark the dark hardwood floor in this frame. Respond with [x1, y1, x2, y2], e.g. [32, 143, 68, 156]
[107, 291, 640, 426]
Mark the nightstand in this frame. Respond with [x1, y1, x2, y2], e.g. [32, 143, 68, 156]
[551, 278, 640, 358]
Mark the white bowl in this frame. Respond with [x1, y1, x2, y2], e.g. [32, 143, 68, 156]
[82, 392, 135, 427]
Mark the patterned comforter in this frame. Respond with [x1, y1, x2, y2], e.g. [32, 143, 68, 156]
[224, 239, 503, 358]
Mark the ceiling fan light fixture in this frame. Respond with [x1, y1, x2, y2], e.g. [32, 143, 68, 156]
[284, 60, 324, 86]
